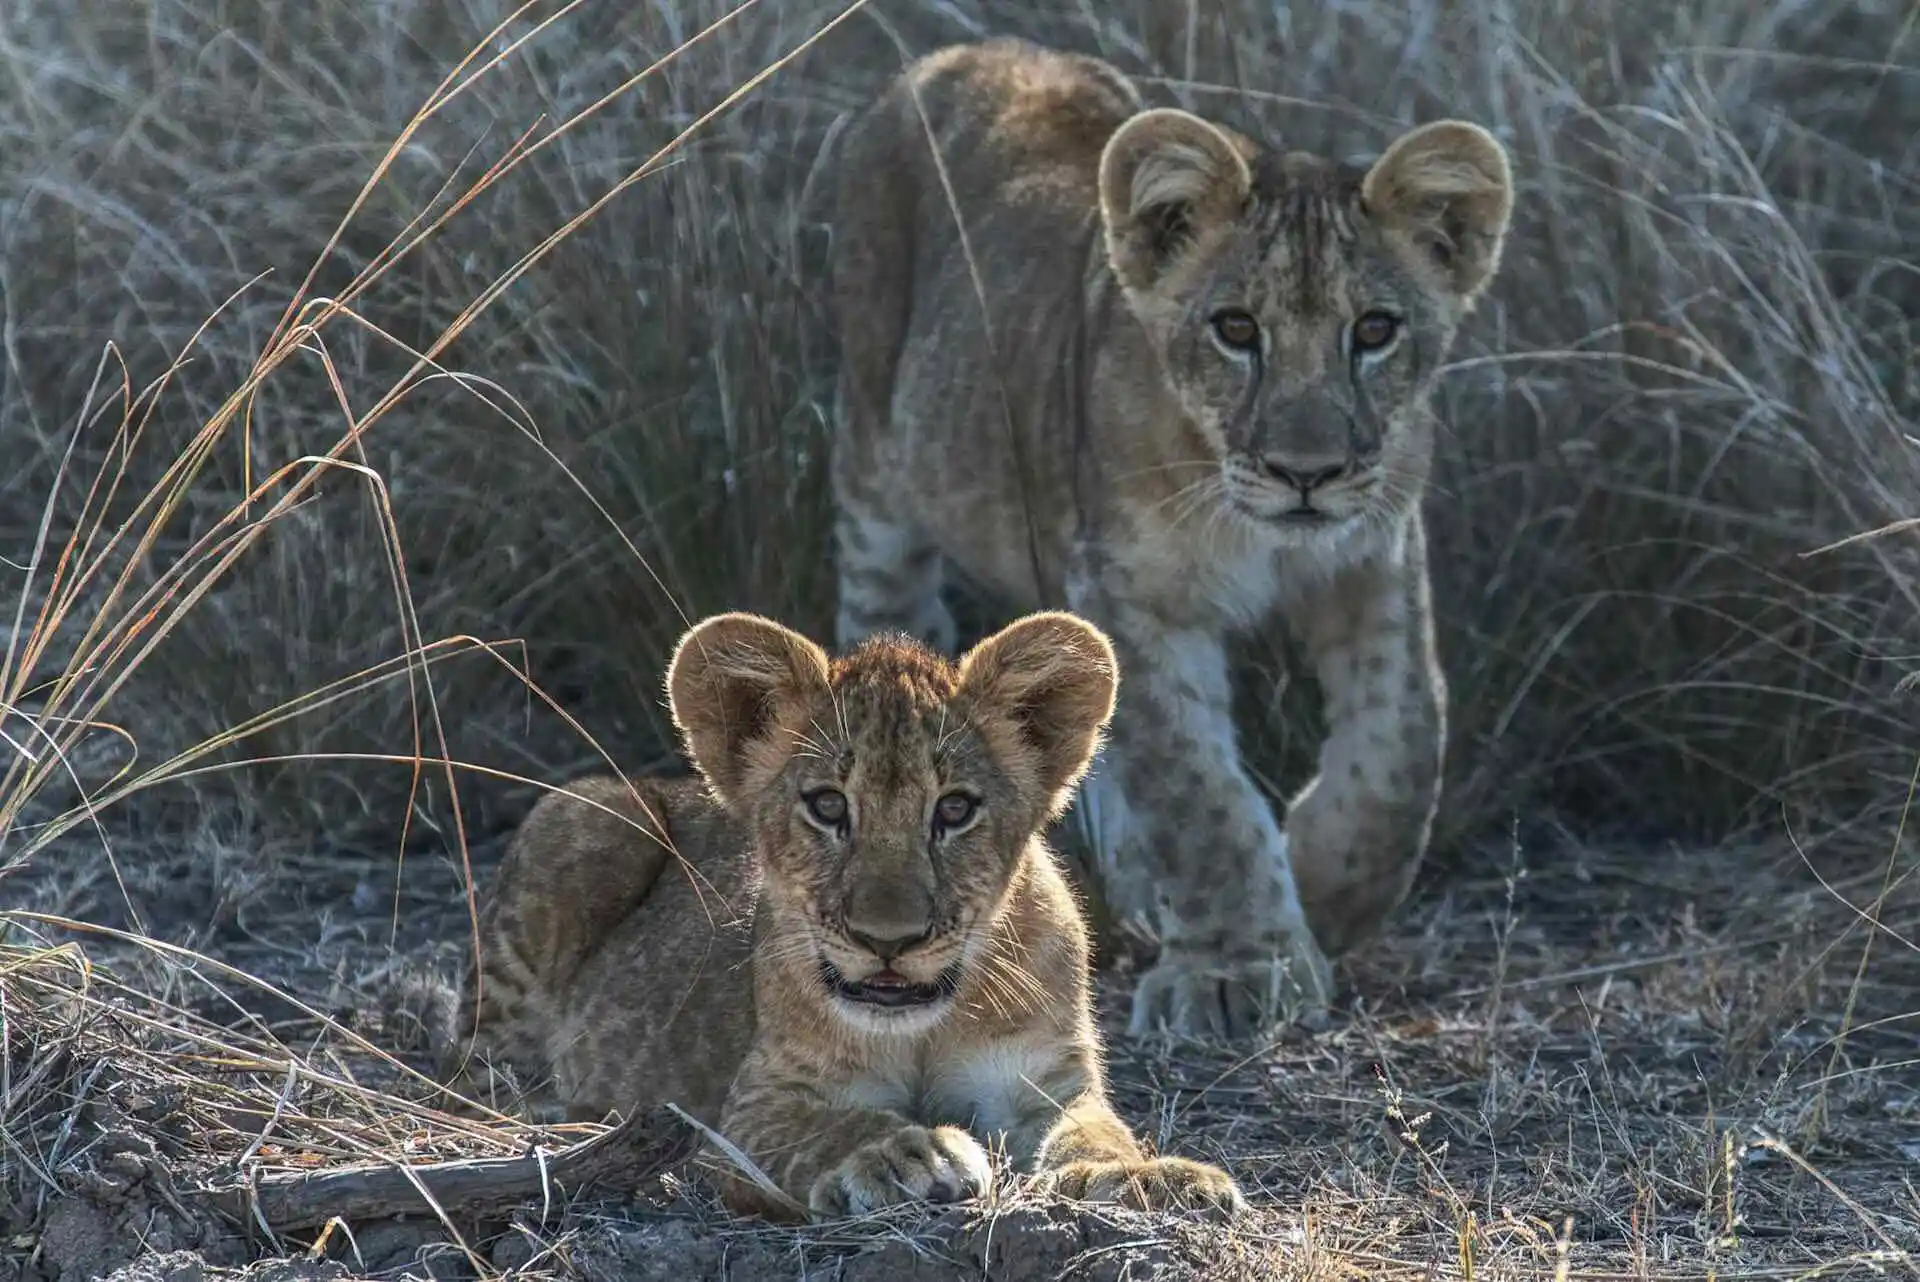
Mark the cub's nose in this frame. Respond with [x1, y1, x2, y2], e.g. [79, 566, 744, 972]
[846, 924, 932, 963]
[844, 878, 934, 962]
[1259, 455, 1351, 494]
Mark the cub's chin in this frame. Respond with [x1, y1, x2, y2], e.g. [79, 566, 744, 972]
[818, 958, 962, 1035]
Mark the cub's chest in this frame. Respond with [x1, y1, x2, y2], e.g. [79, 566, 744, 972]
[827, 1042, 1064, 1138]
[1103, 516, 1288, 628]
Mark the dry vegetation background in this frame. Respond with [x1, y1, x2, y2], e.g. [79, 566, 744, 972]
[0, 0, 1917, 1279]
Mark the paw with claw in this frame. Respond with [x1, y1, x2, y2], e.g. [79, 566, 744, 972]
[808, 1125, 995, 1218]
[1042, 1155, 1247, 1219]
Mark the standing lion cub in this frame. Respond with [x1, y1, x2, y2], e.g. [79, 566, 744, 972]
[830, 39, 1515, 1038]
[455, 610, 1243, 1222]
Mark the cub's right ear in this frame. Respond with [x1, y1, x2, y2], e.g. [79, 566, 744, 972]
[666, 613, 831, 808]
[1099, 108, 1252, 293]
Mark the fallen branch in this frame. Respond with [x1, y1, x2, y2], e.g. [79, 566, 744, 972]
[198, 1108, 695, 1233]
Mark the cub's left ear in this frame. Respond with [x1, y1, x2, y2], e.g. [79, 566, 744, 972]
[1362, 120, 1514, 306]
[957, 611, 1119, 817]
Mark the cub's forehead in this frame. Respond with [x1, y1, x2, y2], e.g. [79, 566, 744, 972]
[1253, 152, 1360, 226]
[800, 637, 986, 786]
[1250, 149, 1366, 207]
[1225, 152, 1413, 311]
[828, 636, 958, 712]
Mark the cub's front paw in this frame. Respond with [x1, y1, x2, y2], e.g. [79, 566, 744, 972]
[1044, 1156, 1247, 1219]
[1127, 935, 1334, 1040]
[807, 1125, 994, 1218]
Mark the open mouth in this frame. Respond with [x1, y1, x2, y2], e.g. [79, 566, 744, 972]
[820, 960, 961, 1009]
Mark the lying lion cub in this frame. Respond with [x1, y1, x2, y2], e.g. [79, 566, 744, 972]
[455, 610, 1245, 1222]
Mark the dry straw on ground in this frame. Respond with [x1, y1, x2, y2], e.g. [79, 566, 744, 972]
[0, 0, 1914, 1279]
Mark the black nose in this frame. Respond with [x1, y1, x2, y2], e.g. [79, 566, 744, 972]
[1261, 457, 1350, 493]
[847, 926, 931, 963]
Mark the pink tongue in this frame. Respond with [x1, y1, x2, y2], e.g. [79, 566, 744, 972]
[868, 970, 909, 987]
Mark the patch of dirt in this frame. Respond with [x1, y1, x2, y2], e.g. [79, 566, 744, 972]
[21, 1128, 245, 1282]
[569, 1204, 1287, 1282]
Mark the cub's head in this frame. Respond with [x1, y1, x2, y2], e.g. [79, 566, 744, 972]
[1098, 109, 1514, 539]
[666, 610, 1117, 1034]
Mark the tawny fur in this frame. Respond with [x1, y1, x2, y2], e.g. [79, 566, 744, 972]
[828, 39, 1515, 1038]
[454, 611, 1244, 1223]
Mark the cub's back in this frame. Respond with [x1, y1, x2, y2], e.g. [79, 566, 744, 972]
[831, 40, 1145, 593]
[458, 774, 759, 1123]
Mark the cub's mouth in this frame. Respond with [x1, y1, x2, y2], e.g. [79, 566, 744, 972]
[1273, 506, 1336, 524]
[1225, 488, 1356, 530]
[819, 959, 962, 1009]
[1222, 459, 1379, 529]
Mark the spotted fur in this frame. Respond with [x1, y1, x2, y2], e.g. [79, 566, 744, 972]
[829, 39, 1514, 1038]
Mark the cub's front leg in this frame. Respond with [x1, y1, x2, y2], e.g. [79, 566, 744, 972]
[715, 1051, 993, 1221]
[1283, 512, 1446, 956]
[1069, 597, 1334, 1040]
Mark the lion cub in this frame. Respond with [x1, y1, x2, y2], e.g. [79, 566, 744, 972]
[831, 38, 1515, 1039]
[455, 610, 1244, 1222]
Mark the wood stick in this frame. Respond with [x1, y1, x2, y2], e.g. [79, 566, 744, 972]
[199, 1109, 695, 1233]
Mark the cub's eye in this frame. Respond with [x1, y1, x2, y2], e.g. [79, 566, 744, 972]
[1210, 310, 1260, 351]
[1352, 311, 1401, 352]
[803, 788, 848, 827]
[933, 792, 978, 831]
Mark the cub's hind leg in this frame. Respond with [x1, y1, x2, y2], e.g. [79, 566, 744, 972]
[451, 776, 675, 1116]
[833, 495, 957, 653]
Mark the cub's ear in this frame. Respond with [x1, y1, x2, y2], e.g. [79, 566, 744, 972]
[666, 613, 831, 808]
[1362, 120, 1514, 306]
[1099, 108, 1252, 292]
[957, 611, 1119, 817]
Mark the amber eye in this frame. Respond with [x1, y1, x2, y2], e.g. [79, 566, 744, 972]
[804, 788, 848, 827]
[1210, 310, 1260, 351]
[1352, 311, 1401, 352]
[933, 792, 978, 831]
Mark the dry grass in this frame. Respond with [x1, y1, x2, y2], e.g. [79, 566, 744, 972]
[0, 0, 1914, 1278]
